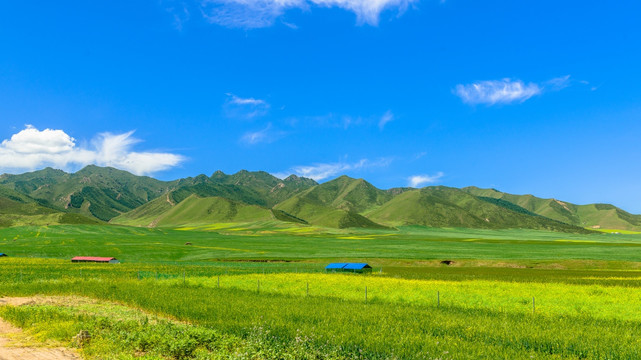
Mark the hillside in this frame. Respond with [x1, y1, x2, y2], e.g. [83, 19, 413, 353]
[2, 166, 639, 232]
[0, 167, 317, 223]
[0, 185, 101, 227]
[367, 186, 588, 232]
[170, 171, 317, 207]
[114, 194, 274, 227]
[272, 176, 390, 229]
[463, 187, 641, 231]
[0, 166, 173, 221]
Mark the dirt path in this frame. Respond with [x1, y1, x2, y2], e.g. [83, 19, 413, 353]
[0, 297, 80, 360]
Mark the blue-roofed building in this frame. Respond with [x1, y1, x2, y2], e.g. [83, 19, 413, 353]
[0, 253, 7, 257]
[325, 263, 372, 273]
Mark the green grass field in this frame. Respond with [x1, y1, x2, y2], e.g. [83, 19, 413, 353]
[2, 224, 641, 359]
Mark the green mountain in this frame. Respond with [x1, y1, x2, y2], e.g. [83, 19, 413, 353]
[367, 186, 588, 232]
[463, 187, 641, 231]
[0, 166, 173, 221]
[111, 170, 317, 227]
[0, 184, 100, 227]
[170, 170, 317, 207]
[273, 176, 391, 229]
[114, 194, 274, 227]
[2, 166, 639, 232]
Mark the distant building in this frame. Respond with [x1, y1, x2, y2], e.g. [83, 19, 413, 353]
[325, 263, 372, 273]
[71, 256, 120, 264]
[0, 253, 7, 257]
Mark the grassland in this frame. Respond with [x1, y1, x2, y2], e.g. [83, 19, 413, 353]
[2, 224, 641, 358]
[2, 223, 641, 263]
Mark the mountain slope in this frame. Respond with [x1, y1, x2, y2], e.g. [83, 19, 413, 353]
[170, 171, 317, 208]
[113, 194, 273, 227]
[367, 186, 589, 232]
[0, 184, 101, 227]
[289, 175, 392, 213]
[274, 195, 387, 229]
[0, 166, 173, 221]
[463, 187, 641, 230]
[272, 176, 390, 229]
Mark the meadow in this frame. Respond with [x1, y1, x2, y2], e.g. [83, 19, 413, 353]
[1, 224, 641, 358]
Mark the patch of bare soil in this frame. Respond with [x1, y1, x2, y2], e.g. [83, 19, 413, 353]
[0, 297, 81, 360]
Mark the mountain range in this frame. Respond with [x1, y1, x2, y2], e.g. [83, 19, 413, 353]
[0, 165, 639, 233]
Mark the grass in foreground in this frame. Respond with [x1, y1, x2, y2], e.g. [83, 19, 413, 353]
[1, 258, 641, 359]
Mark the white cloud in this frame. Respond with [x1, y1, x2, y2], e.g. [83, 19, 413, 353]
[378, 110, 394, 130]
[408, 172, 443, 187]
[454, 79, 541, 106]
[240, 123, 284, 145]
[224, 93, 270, 119]
[0, 126, 184, 176]
[200, 0, 416, 29]
[544, 75, 571, 91]
[274, 157, 392, 181]
[454, 76, 572, 106]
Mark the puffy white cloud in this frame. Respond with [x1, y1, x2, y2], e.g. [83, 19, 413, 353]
[454, 76, 572, 106]
[0, 126, 184, 175]
[201, 0, 416, 28]
[2, 125, 76, 154]
[408, 172, 443, 187]
[274, 157, 392, 181]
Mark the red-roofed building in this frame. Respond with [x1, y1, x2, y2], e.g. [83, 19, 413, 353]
[71, 256, 120, 264]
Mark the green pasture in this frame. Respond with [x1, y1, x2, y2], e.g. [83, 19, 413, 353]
[1, 258, 641, 359]
[2, 224, 641, 264]
[1, 224, 641, 358]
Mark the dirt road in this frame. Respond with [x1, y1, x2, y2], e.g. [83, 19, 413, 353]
[0, 297, 80, 360]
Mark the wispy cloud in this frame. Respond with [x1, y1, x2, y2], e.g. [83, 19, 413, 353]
[164, 1, 191, 30]
[454, 79, 541, 106]
[200, 0, 416, 29]
[454, 76, 572, 106]
[0, 125, 184, 175]
[240, 123, 284, 145]
[378, 110, 394, 130]
[274, 157, 392, 181]
[287, 110, 394, 130]
[224, 93, 270, 119]
[544, 75, 571, 91]
[408, 172, 444, 187]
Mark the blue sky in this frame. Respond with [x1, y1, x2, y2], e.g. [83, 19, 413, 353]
[1, 1, 640, 212]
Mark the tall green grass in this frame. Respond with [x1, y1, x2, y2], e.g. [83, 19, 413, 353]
[1, 258, 641, 359]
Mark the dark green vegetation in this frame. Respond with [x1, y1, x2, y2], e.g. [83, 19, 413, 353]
[0, 182, 101, 228]
[1, 165, 640, 231]
[0, 166, 171, 221]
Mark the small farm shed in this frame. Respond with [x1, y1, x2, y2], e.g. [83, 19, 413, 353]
[0, 253, 7, 257]
[71, 256, 120, 264]
[325, 263, 372, 273]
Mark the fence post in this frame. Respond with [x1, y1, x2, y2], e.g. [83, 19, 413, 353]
[365, 286, 368, 303]
[217, 275, 220, 288]
[437, 291, 440, 308]
[306, 282, 309, 297]
[257, 279, 260, 294]
[533, 297, 536, 314]
[183, 270, 185, 284]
